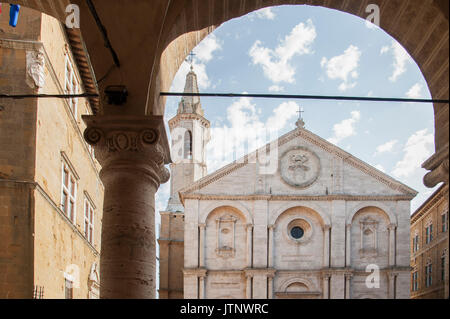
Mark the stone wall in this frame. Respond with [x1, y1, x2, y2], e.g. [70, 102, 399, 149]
[0, 7, 103, 299]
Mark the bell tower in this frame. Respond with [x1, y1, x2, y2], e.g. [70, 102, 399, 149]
[158, 65, 210, 299]
[166, 66, 211, 212]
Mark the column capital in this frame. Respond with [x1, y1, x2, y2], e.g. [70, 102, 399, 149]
[268, 224, 275, 230]
[422, 145, 449, 188]
[323, 224, 332, 231]
[388, 271, 399, 279]
[82, 115, 170, 187]
[183, 268, 207, 277]
[246, 223, 254, 230]
[198, 223, 207, 229]
[344, 272, 353, 279]
[321, 272, 332, 279]
[387, 223, 397, 230]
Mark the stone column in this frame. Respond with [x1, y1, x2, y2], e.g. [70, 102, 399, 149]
[323, 225, 331, 268]
[388, 223, 397, 267]
[246, 224, 253, 268]
[388, 272, 398, 299]
[322, 273, 331, 299]
[199, 275, 206, 299]
[199, 223, 206, 268]
[83, 115, 170, 299]
[245, 274, 253, 299]
[268, 225, 274, 268]
[267, 276, 274, 299]
[345, 273, 353, 299]
[345, 224, 351, 267]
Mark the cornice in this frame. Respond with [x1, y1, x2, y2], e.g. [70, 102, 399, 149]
[168, 112, 211, 129]
[179, 127, 417, 202]
[411, 184, 448, 224]
[181, 193, 415, 203]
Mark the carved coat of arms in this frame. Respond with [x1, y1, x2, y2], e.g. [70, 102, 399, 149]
[280, 147, 320, 188]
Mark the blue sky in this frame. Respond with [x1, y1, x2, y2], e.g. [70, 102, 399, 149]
[156, 5, 440, 224]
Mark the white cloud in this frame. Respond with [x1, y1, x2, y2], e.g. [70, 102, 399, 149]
[266, 101, 299, 130]
[321, 45, 361, 91]
[169, 34, 222, 92]
[193, 33, 222, 63]
[406, 83, 423, 99]
[207, 97, 299, 172]
[392, 129, 434, 178]
[328, 111, 361, 145]
[249, 19, 316, 84]
[255, 7, 276, 20]
[375, 139, 398, 155]
[380, 45, 390, 55]
[268, 85, 285, 92]
[374, 164, 386, 173]
[381, 40, 413, 82]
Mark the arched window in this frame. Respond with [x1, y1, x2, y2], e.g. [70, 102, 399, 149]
[184, 130, 192, 159]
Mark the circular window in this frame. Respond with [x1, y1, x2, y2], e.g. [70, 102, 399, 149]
[290, 226, 304, 239]
[286, 218, 312, 243]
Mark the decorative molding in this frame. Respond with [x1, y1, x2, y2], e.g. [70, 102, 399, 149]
[168, 112, 210, 129]
[60, 151, 80, 180]
[411, 184, 449, 224]
[279, 147, 321, 188]
[82, 115, 171, 186]
[0, 179, 100, 256]
[182, 193, 415, 202]
[179, 127, 418, 199]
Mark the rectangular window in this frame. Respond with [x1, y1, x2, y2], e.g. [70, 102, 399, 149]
[61, 162, 77, 223]
[442, 256, 446, 282]
[84, 198, 95, 245]
[64, 55, 79, 117]
[412, 272, 418, 291]
[64, 279, 73, 299]
[442, 213, 448, 233]
[426, 224, 433, 244]
[425, 264, 433, 287]
[413, 235, 419, 252]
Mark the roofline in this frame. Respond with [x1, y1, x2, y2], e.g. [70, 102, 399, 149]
[64, 27, 100, 114]
[179, 126, 418, 198]
[411, 183, 448, 221]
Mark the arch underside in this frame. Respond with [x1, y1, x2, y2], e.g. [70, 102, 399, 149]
[11, 1, 448, 150]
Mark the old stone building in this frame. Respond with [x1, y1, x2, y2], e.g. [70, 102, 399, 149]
[160, 63, 418, 299]
[1, 1, 448, 299]
[0, 7, 102, 298]
[179, 116, 417, 299]
[410, 184, 449, 299]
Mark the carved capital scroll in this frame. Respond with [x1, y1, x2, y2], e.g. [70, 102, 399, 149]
[82, 115, 171, 187]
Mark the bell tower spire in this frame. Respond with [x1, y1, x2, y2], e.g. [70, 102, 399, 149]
[166, 64, 210, 212]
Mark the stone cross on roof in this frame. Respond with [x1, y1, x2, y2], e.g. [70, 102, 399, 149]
[296, 105, 305, 128]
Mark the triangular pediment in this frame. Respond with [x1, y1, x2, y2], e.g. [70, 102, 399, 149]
[179, 127, 417, 202]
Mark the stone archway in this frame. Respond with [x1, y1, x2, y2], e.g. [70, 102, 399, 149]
[158, 2, 449, 190]
[8, 0, 448, 299]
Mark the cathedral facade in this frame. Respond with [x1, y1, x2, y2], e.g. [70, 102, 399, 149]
[160, 68, 417, 299]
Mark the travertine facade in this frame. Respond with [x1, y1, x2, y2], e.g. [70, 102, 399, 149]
[410, 184, 449, 299]
[180, 121, 417, 299]
[0, 8, 102, 299]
